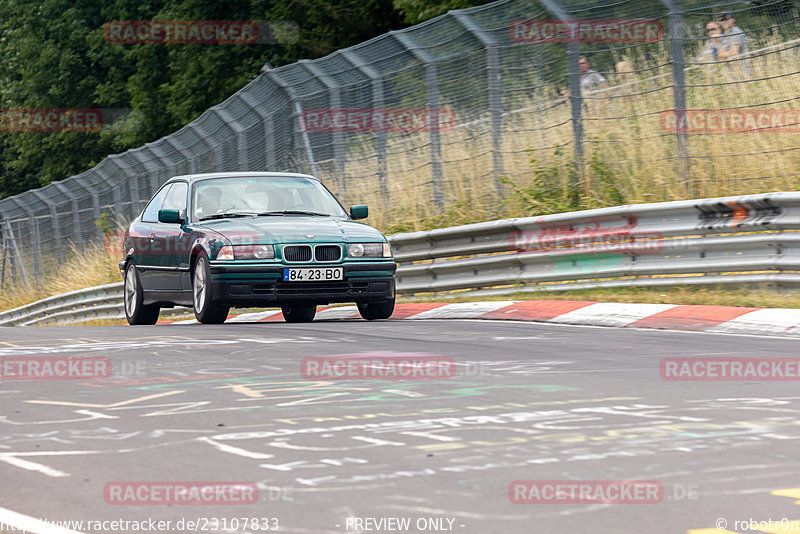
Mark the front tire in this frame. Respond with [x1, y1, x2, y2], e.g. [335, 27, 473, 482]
[281, 305, 316, 323]
[357, 298, 395, 320]
[193, 254, 230, 324]
[124, 262, 160, 325]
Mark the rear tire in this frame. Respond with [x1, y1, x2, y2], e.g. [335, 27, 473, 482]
[281, 305, 316, 323]
[357, 298, 395, 320]
[193, 254, 230, 324]
[124, 262, 160, 325]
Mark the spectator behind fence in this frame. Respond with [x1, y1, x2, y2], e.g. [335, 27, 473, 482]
[717, 11, 752, 77]
[697, 21, 723, 63]
[579, 56, 608, 93]
[718, 11, 749, 59]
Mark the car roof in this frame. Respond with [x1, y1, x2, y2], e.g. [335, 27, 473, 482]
[167, 172, 320, 184]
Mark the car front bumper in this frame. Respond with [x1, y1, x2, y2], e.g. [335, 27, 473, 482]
[208, 261, 396, 306]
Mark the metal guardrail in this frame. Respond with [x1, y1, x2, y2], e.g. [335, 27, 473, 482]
[2, 191, 799, 326]
[0, 282, 124, 326]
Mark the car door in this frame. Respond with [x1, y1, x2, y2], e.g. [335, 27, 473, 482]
[150, 181, 189, 293]
[137, 183, 173, 291]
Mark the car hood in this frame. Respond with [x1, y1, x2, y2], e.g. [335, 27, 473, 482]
[194, 216, 386, 244]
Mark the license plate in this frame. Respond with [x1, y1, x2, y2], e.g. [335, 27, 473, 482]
[283, 267, 344, 282]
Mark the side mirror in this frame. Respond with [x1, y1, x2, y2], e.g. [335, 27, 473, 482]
[158, 208, 182, 224]
[350, 205, 368, 220]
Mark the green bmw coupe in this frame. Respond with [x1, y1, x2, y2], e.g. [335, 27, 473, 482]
[119, 172, 396, 325]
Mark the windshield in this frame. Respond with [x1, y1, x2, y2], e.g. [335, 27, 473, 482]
[191, 176, 347, 221]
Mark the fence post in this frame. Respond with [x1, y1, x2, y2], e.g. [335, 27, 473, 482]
[214, 107, 249, 170]
[133, 146, 175, 200]
[73, 176, 103, 244]
[300, 60, 346, 191]
[540, 0, 584, 195]
[52, 182, 83, 253]
[392, 31, 445, 209]
[340, 49, 388, 201]
[9, 197, 40, 286]
[164, 137, 196, 175]
[106, 155, 144, 222]
[188, 123, 221, 171]
[266, 70, 319, 176]
[0, 216, 31, 290]
[30, 190, 63, 266]
[451, 11, 505, 196]
[660, 0, 691, 195]
[94, 165, 124, 226]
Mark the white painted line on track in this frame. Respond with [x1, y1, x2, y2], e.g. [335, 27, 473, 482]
[198, 436, 274, 459]
[0, 455, 69, 477]
[0, 506, 86, 534]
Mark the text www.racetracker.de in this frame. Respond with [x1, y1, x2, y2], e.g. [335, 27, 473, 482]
[1, 517, 280, 533]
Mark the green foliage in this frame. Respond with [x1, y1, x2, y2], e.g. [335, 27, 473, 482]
[587, 152, 624, 206]
[392, 0, 491, 24]
[499, 148, 581, 216]
[0, 0, 406, 199]
[382, 200, 489, 233]
[95, 212, 114, 235]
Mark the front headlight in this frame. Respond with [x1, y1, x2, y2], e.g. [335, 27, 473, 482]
[347, 242, 391, 258]
[216, 244, 275, 260]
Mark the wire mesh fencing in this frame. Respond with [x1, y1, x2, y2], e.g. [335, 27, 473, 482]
[0, 0, 798, 289]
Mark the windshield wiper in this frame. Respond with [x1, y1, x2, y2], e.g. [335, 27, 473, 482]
[256, 210, 329, 217]
[198, 212, 257, 221]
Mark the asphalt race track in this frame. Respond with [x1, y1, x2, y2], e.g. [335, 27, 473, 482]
[2, 319, 800, 534]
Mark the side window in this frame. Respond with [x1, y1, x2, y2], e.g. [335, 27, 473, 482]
[141, 184, 172, 223]
[162, 182, 188, 214]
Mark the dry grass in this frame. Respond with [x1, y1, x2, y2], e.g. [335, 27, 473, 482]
[322, 38, 800, 233]
[0, 241, 120, 312]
